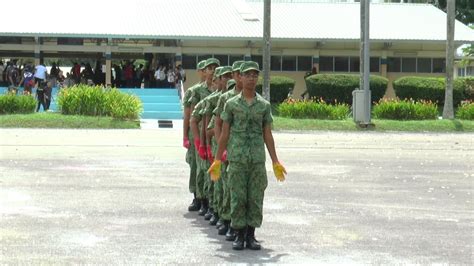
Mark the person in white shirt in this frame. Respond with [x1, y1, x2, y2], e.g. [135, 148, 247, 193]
[167, 68, 176, 88]
[34, 63, 48, 87]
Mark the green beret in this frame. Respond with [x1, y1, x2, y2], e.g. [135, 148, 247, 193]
[231, 61, 245, 72]
[226, 79, 236, 90]
[240, 61, 260, 73]
[204, 58, 220, 68]
[197, 60, 207, 70]
[219, 66, 233, 76]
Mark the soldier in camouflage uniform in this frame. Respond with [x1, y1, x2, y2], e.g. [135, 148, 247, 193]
[202, 66, 233, 225]
[188, 58, 220, 215]
[183, 60, 207, 212]
[208, 61, 287, 251]
[212, 60, 244, 239]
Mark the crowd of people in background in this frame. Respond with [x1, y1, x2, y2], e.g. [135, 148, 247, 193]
[0, 58, 186, 113]
[0, 59, 186, 90]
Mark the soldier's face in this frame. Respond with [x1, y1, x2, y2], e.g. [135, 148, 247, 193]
[241, 70, 259, 90]
[233, 71, 242, 87]
[205, 64, 217, 80]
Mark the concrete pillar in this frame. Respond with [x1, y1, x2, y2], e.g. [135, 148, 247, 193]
[34, 38, 40, 66]
[105, 47, 112, 86]
[380, 52, 387, 77]
[312, 56, 319, 73]
[175, 53, 182, 66]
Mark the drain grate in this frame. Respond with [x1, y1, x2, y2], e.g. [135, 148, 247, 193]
[158, 120, 173, 128]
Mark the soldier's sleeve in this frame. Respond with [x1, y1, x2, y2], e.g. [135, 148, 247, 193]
[263, 103, 273, 126]
[183, 89, 192, 108]
[220, 101, 233, 124]
[188, 87, 200, 106]
[214, 95, 225, 116]
[191, 102, 203, 119]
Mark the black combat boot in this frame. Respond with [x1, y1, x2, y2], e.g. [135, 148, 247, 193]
[215, 218, 224, 228]
[187, 193, 201, 212]
[204, 208, 213, 220]
[232, 228, 245, 250]
[225, 226, 235, 241]
[246, 226, 261, 250]
[198, 199, 208, 216]
[218, 220, 229, 235]
[209, 212, 219, 225]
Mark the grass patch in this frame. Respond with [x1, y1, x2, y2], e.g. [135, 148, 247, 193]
[0, 112, 140, 129]
[273, 117, 474, 132]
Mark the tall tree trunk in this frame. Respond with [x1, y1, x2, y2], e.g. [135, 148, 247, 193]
[443, 0, 455, 119]
[262, 0, 271, 102]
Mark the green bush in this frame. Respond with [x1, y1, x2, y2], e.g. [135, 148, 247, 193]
[57, 85, 142, 120]
[372, 99, 438, 120]
[277, 98, 350, 120]
[456, 101, 474, 120]
[393, 76, 466, 106]
[305, 74, 388, 105]
[256, 76, 295, 103]
[457, 77, 474, 101]
[0, 93, 36, 114]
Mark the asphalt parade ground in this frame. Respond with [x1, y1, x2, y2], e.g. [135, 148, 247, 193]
[0, 128, 473, 264]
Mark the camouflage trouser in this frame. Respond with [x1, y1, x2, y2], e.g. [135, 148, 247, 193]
[194, 149, 207, 200]
[228, 162, 268, 229]
[213, 175, 223, 215]
[203, 159, 212, 204]
[185, 136, 196, 194]
[220, 162, 230, 220]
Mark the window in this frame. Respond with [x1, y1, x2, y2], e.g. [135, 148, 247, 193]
[401, 58, 416, 73]
[271, 56, 282, 71]
[282, 56, 296, 71]
[432, 58, 445, 73]
[387, 57, 401, 72]
[297, 56, 312, 71]
[214, 55, 229, 66]
[370, 57, 380, 72]
[182, 54, 197, 69]
[334, 57, 349, 72]
[251, 55, 263, 69]
[319, 56, 334, 71]
[197, 54, 212, 63]
[417, 58, 431, 73]
[57, 38, 83, 45]
[229, 55, 244, 65]
[467, 66, 474, 76]
[349, 57, 360, 72]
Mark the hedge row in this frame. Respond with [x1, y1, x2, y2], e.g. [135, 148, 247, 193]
[57, 85, 142, 120]
[0, 93, 36, 114]
[256, 76, 295, 103]
[393, 76, 470, 106]
[305, 74, 388, 104]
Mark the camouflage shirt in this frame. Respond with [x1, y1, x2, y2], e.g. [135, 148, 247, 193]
[183, 82, 202, 108]
[221, 92, 273, 163]
[188, 82, 212, 107]
[213, 86, 238, 117]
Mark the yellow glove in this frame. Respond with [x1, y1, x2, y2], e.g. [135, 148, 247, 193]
[208, 160, 222, 181]
[273, 162, 287, 182]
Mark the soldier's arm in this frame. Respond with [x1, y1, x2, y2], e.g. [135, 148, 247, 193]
[183, 106, 191, 140]
[214, 116, 222, 142]
[190, 116, 201, 149]
[263, 125, 279, 164]
[215, 122, 230, 161]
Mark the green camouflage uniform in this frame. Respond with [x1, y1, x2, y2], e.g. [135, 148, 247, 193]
[190, 99, 209, 199]
[203, 90, 223, 214]
[212, 84, 237, 221]
[183, 83, 201, 194]
[220, 92, 273, 229]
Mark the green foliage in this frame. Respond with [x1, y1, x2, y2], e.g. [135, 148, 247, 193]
[436, 0, 474, 25]
[372, 99, 438, 120]
[256, 76, 295, 103]
[456, 101, 474, 120]
[0, 93, 36, 114]
[393, 76, 467, 106]
[277, 98, 350, 120]
[458, 77, 474, 101]
[305, 74, 388, 104]
[57, 85, 142, 120]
